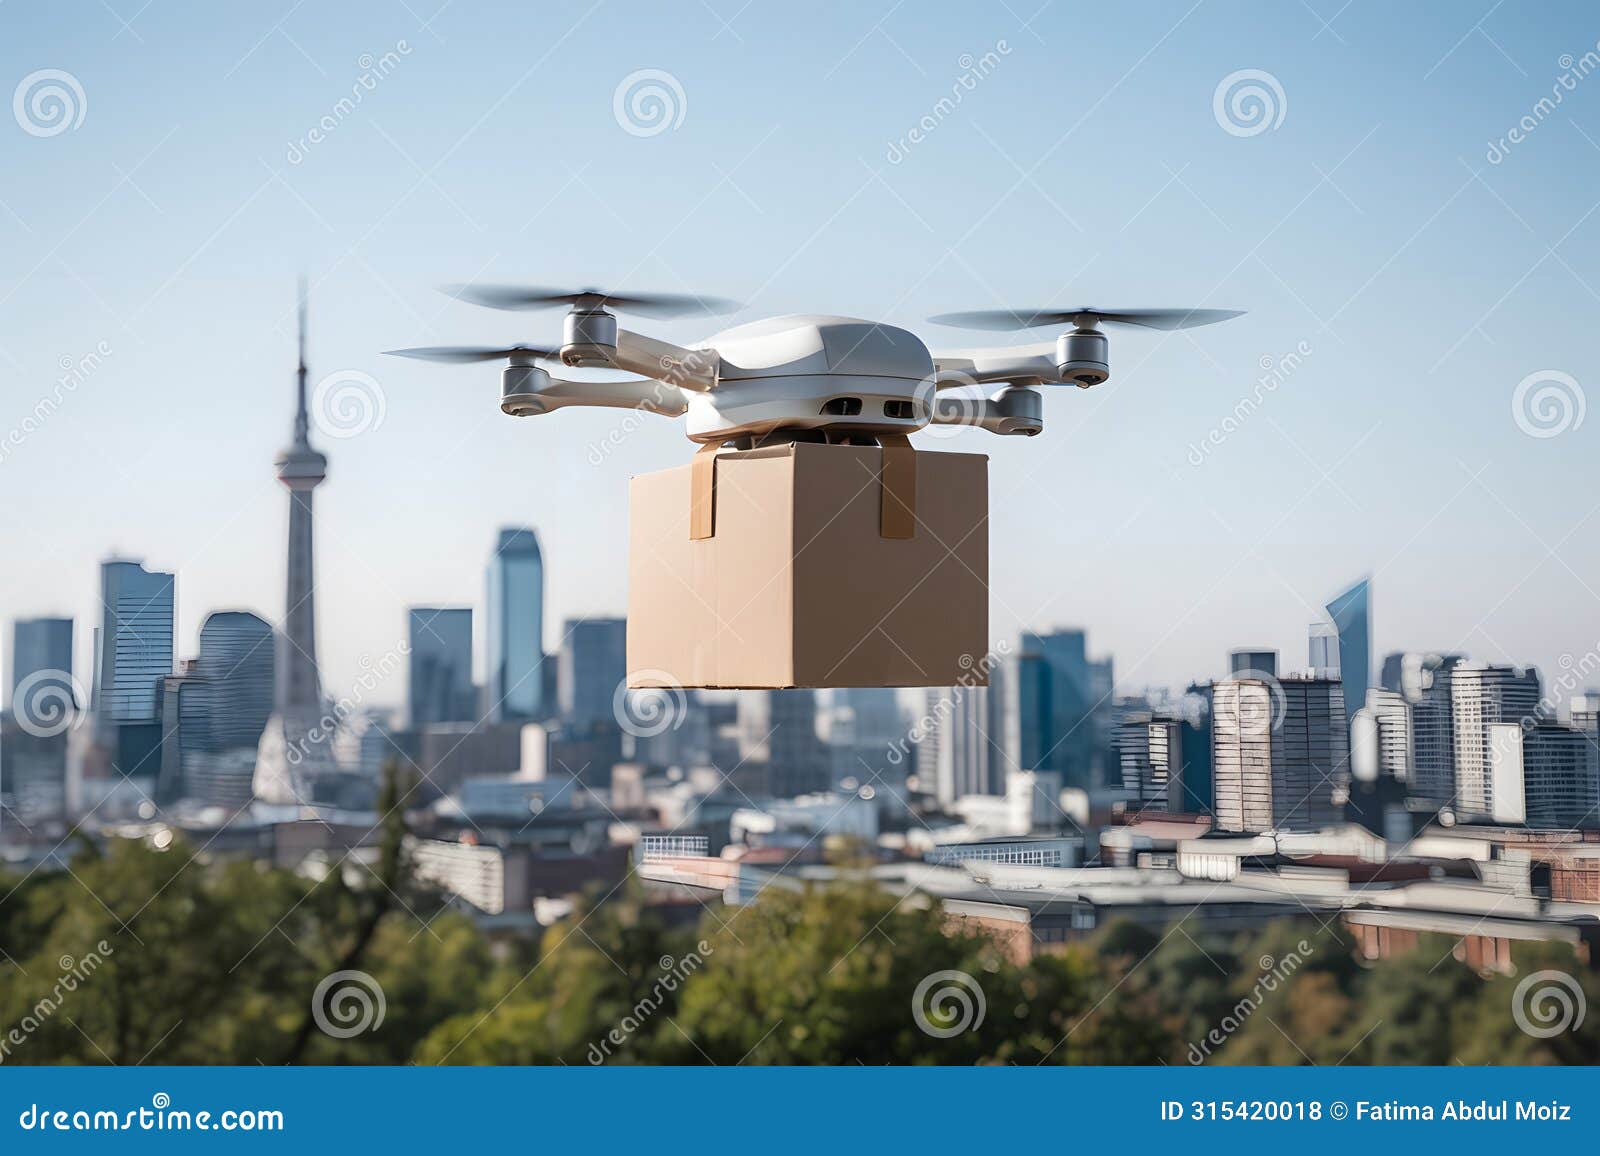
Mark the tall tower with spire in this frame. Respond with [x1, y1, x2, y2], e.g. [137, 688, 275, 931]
[275, 283, 326, 711]
[254, 282, 339, 808]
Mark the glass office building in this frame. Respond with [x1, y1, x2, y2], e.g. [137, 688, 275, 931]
[196, 611, 276, 753]
[485, 527, 544, 722]
[408, 607, 475, 727]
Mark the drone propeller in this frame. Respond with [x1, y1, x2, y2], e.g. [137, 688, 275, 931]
[928, 307, 1245, 332]
[383, 345, 559, 364]
[445, 284, 741, 319]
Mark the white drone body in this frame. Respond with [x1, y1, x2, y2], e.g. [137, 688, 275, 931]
[387, 288, 1242, 445]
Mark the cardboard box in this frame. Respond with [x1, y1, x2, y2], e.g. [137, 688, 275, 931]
[627, 440, 988, 689]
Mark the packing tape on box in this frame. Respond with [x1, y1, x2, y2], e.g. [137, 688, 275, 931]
[688, 437, 917, 541]
[877, 434, 916, 540]
[690, 440, 721, 540]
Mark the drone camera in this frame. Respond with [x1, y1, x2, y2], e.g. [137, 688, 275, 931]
[1056, 328, 1110, 388]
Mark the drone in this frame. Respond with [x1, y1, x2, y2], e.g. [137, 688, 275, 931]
[386, 285, 1243, 443]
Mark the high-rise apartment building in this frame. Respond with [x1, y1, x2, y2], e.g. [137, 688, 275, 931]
[1450, 663, 1541, 819]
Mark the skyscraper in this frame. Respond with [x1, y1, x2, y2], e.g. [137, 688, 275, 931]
[1522, 722, 1596, 830]
[1274, 675, 1349, 831]
[1210, 664, 1348, 832]
[9, 617, 74, 716]
[254, 288, 338, 807]
[1322, 578, 1370, 732]
[1385, 651, 1463, 804]
[157, 663, 209, 804]
[1449, 663, 1541, 820]
[1211, 674, 1275, 832]
[559, 617, 626, 729]
[486, 527, 545, 723]
[93, 558, 175, 778]
[1358, 687, 1413, 782]
[1115, 711, 1182, 809]
[1307, 621, 1338, 676]
[925, 683, 1004, 806]
[3, 617, 75, 825]
[1229, 649, 1278, 678]
[737, 689, 828, 797]
[1177, 683, 1214, 814]
[408, 607, 475, 728]
[1008, 630, 1105, 790]
[196, 611, 275, 752]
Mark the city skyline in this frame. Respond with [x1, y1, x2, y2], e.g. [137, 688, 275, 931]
[3, 2, 1598, 706]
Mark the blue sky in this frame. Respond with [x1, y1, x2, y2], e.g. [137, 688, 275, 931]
[2, 0, 1598, 706]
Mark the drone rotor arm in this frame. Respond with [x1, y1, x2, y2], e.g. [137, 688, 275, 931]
[931, 342, 1060, 385]
[531, 374, 691, 416]
[611, 329, 719, 392]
